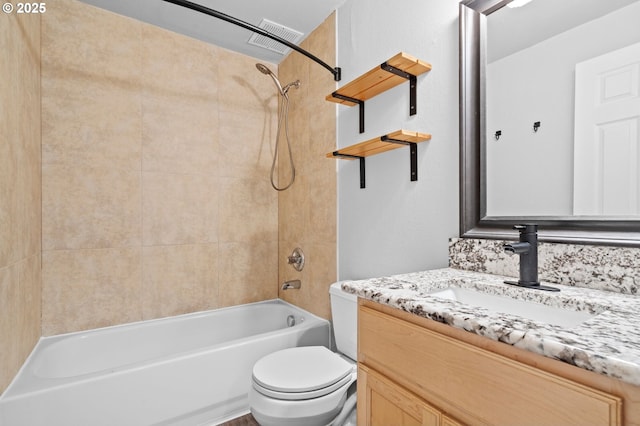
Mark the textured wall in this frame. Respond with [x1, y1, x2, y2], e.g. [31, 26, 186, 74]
[336, 0, 460, 280]
[0, 12, 42, 393]
[278, 14, 338, 319]
[41, 0, 279, 335]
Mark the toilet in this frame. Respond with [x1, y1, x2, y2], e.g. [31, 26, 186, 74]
[248, 282, 358, 426]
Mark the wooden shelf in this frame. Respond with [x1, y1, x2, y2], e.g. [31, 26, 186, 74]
[327, 130, 431, 158]
[327, 130, 431, 188]
[326, 52, 432, 133]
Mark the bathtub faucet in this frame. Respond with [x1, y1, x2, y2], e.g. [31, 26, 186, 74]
[281, 280, 301, 290]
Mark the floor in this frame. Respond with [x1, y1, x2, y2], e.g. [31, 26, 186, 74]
[219, 413, 259, 426]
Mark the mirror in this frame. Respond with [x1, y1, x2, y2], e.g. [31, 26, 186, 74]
[486, 0, 640, 217]
[459, 0, 640, 246]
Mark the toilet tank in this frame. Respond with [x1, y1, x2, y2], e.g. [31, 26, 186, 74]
[329, 282, 358, 361]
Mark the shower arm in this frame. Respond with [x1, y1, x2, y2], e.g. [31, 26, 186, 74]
[160, 0, 342, 81]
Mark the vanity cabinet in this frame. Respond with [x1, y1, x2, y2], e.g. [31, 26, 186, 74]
[357, 299, 624, 426]
[359, 364, 463, 426]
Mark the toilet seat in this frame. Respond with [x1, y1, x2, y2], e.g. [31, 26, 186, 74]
[252, 346, 355, 401]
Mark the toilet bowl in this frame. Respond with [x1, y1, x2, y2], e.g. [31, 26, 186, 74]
[249, 346, 356, 426]
[248, 283, 358, 426]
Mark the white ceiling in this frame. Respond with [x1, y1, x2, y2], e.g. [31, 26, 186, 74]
[77, 0, 640, 67]
[79, 0, 345, 65]
[487, 0, 640, 62]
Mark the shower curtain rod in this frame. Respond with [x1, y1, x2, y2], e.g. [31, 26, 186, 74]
[160, 0, 342, 81]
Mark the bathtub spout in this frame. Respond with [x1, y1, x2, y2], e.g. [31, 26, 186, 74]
[281, 280, 301, 290]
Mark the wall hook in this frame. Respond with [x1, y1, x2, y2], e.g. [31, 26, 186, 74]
[533, 121, 541, 132]
[494, 130, 502, 140]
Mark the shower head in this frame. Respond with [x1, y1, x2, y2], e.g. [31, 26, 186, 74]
[255, 63, 300, 97]
[255, 63, 273, 75]
[256, 63, 285, 96]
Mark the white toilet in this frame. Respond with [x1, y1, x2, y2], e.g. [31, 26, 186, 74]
[248, 282, 358, 426]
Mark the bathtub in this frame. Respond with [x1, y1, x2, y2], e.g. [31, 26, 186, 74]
[0, 299, 330, 425]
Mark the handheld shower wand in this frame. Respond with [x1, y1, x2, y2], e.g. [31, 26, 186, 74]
[255, 63, 300, 98]
[256, 63, 286, 96]
[255, 63, 300, 191]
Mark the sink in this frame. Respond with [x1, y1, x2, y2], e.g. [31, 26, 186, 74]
[429, 287, 595, 328]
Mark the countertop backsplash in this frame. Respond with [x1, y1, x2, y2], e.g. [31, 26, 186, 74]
[449, 238, 640, 295]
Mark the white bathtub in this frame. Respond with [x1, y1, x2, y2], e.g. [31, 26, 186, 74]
[0, 299, 330, 426]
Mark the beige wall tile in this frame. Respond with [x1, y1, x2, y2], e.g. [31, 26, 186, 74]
[18, 255, 42, 348]
[142, 94, 218, 175]
[42, 164, 141, 250]
[41, 77, 142, 170]
[218, 48, 278, 112]
[279, 175, 307, 243]
[141, 23, 218, 100]
[279, 242, 336, 319]
[219, 177, 278, 243]
[0, 112, 17, 268]
[218, 241, 278, 307]
[14, 83, 42, 261]
[42, 0, 141, 170]
[142, 244, 218, 319]
[142, 172, 218, 246]
[37, 0, 291, 338]
[303, 242, 337, 319]
[278, 240, 303, 302]
[41, 0, 142, 170]
[278, 14, 337, 319]
[306, 169, 337, 245]
[0, 256, 41, 391]
[140, 23, 219, 176]
[0, 265, 19, 392]
[0, 11, 41, 394]
[218, 107, 276, 180]
[286, 102, 311, 175]
[1, 12, 42, 267]
[41, 0, 141, 84]
[15, 146, 42, 262]
[42, 247, 142, 335]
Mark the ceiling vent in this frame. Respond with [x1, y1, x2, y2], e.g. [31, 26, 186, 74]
[248, 19, 304, 55]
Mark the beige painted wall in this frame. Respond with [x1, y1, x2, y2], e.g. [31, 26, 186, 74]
[41, 0, 280, 335]
[278, 15, 337, 320]
[0, 12, 42, 392]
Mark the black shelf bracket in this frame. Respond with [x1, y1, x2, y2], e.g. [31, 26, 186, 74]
[331, 151, 366, 188]
[380, 135, 419, 182]
[380, 62, 418, 116]
[330, 92, 365, 134]
[331, 61, 418, 134]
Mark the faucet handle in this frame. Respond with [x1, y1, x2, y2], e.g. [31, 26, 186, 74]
[513, 224, 537, 233]
[287, 247, 305, 271]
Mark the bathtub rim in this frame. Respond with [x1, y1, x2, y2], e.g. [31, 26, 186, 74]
[0, 298, 330, 400]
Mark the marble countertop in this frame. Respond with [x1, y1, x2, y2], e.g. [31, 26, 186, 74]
[342, 268, 640, 387]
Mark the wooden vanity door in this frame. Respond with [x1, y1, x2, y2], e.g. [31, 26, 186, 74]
[358, 365, 461, 426]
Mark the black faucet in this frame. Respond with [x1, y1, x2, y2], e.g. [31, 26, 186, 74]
[503, 224, 559, 292]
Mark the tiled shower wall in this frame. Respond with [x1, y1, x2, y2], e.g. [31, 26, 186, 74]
[0, 12, 42, 393]
[41, 0, 280, 335]
[278, 15, 337, 319]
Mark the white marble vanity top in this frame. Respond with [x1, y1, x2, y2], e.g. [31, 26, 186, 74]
[342, 268, 640, 387]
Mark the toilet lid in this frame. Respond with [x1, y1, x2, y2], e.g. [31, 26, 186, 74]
[252, 346, 354, 394]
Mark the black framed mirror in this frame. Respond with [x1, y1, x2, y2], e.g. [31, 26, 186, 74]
[459, 0, 640, 246]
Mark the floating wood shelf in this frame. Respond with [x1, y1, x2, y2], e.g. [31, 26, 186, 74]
[326, 52, 432, 133]
[327, 130, 431, 188]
